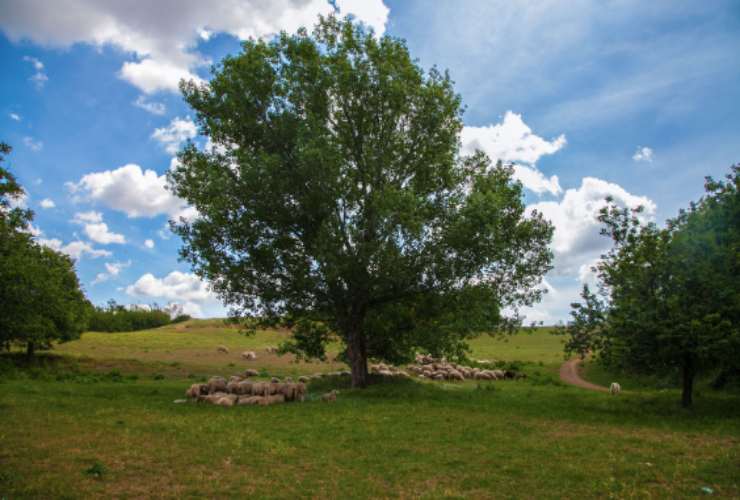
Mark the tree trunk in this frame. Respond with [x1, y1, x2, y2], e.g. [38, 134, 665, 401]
[347, 324, 368, 388]
[26, 341, 35, 359]
[681, 354, 695, 408]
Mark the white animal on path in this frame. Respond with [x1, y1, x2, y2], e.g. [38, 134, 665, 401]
[609, 382, 621, 395]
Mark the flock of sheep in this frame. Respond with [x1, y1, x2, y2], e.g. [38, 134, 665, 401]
[185, 374, 308, 407]
[371, 354, 524, 382]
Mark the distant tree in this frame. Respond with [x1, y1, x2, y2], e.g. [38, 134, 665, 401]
[563, 166, 740, 407]
[0, 142, 90, 355]
[169, 17, 553, 387]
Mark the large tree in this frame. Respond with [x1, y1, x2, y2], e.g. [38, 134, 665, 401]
[0, 142, 90, 355]
[564, 166, 740, 407]
[169, 17, 553, 387]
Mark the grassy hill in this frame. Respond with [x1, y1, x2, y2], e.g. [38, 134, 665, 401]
[1, 320, 738, 498]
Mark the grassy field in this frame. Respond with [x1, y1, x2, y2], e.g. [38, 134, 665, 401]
[1, 321, 738, 498]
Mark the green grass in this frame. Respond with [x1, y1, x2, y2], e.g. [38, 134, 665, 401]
[1, 321, 738, 498]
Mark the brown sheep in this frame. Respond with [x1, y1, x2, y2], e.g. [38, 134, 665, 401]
[260, 394, 286, 406]
[251, 382, 269, 397]
[207, 376, 227, 393]
[226, 381, 241, 394]
[215, 395, 237, 406]
[235, 380, 253, 395]
[321, 390, 338, 402]
[237, 396, 263, 405]
[244, 369, 260, 377]
[185, 383, 206, 398]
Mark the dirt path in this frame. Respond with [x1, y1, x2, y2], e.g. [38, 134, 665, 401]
[559, 357, 608, 392]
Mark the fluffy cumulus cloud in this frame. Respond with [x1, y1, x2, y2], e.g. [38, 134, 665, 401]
[1, 0, 389, 94]
[125, 271, 220, 317]
[67, 164, 193, 219]
[144, 239, 155, 249]
[37, 238, 112, 260]
[151, 117, 197, 154]
[92, 260, 131, 285]
[72, 211, 126, 244]
[39, 198, 55, 209]
[461, 111, 565, 195]
[632, 146, 654, 163]
[528, 176, 656, 276]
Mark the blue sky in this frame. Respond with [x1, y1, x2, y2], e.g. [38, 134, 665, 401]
[1, 0, 739, 321]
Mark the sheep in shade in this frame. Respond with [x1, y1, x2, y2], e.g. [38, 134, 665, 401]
[609, 382, 621, 395]
[321, 390, 338, 402]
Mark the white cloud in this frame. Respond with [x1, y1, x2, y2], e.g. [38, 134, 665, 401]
[528, 176, 656, 276]
[125, 270, 222, 317]
[462, 112, 566, 165]
[1, 1, 389, 94]
[511, 164, 562, 196]
[23, 136, 43, 152]
[9, 113, 21, 121]
[72, 211, 126, 244]
[133, 95, 166, 115]
[144, 239, 155, 249]
[461, 111, 565, 196]
[92, 260, 131, 285]
[151, 116, 197, 154]
[37, 238, 112, 260]
[632, 146, 654, 163]
[23, 55, 48, 88]
[39, 198, 55, 209]
[68, 163, 193, 219]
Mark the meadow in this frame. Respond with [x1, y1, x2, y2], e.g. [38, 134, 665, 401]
[1, 320, 738, 498]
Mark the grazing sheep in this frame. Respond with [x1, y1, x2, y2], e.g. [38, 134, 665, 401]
[295, 383, 306, 402]
[492, 369, 505, 379]
[207, 376, 228, 393]
[217, 345, 229, 354]
[185, 383, 206, 398]
[265, 346, 278, 354]
[448, 370, 464, 381]
[321, 390, 338, 402]
[284, 376, 293, 383]
[228, 375, 243, 384]
[251, 382, 269, 396]
[226, 381, 241, 394]
[609, 382, 621, 395]
[298, 376, 309, 384]
[244, 369, 260, 377]
[378, 369, 394, 377]
[241, 351, 257, 361]
[271, 377, 280, 383]
[236, 380, 254, 395]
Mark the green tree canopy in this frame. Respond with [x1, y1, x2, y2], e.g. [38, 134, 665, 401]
[564, 165, 740, 407]
[169, 17, 553, 387]
[0, 142, 90, 355]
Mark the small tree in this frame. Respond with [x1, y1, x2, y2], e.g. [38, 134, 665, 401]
[0, 143, 90, 355]
[563, 166, 740, 407]
[169, 17, 553, 387]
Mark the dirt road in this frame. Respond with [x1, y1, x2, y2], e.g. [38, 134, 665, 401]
[559, 357, 608, 392]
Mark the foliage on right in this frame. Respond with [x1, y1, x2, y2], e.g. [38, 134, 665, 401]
[564, 165, 740, 407]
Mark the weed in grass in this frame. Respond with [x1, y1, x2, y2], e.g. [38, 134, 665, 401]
[84, 461, 106, 479]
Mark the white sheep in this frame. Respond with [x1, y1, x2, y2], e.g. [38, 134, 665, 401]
[609, 382, 621, 395]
